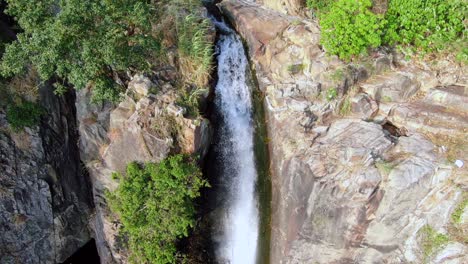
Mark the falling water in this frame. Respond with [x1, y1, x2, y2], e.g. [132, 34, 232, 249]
[212, 18, 259, 264]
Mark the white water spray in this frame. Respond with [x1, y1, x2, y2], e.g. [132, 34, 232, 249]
[213, 19, 259, 264]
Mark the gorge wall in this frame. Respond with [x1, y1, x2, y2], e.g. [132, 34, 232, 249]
[0, 85, 94, 263]
[220, 0, 467, 263]
[1, 1, 467, 263]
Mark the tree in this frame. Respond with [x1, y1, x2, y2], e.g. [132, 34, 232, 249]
[0, 0, 160, 102]
[106, 154, 209, 263]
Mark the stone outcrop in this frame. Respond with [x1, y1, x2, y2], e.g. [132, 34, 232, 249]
[76, 69, 212, 263]
[0, 85, 94, 263]
[257, 0, 306, 16]
[219, 0, 468, 263]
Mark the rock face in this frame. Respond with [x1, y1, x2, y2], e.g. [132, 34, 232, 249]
[257, 0, 306, 16]
[0, 85, 94, 263]
[219, 1, 468, 263]
[76, 70, 212, 263]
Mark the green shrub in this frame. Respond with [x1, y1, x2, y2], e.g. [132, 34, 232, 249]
[320, 0, 384, 61]
[0, 0, 160, 102]
[306, 0, 335, 13]
[106, 154, 209, 264]
[385, 0, 467, 55]
[326, 88, 338, 101]
[419, 225, 450, 258]
[6, 101, 43, 131]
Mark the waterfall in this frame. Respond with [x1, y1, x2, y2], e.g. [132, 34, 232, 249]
[212, 18, 259, 264]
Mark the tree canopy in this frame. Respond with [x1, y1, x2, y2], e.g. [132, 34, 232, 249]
[0, 0, 160, 102]
[106, 154, 209, 263]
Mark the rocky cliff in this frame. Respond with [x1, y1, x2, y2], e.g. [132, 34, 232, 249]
[76, 69, 212, 263]
[220, 1, 467, 263]
[1, 3, 215, 262]
[0, 85, 94, 263]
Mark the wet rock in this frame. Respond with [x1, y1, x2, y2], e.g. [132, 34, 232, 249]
[219, 0, 291, 58]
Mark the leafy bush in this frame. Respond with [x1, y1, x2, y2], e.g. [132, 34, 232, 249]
[326, 88, 338, 101]
[320, 0, 384, 61]
[106, 154, 209, 264]
[385, 0, 467, 55]
[0, 0, 160, 102]
[6, 101, 43, 130]
[306, 0, 335, 13]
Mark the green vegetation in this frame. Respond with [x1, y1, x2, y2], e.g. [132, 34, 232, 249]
[306, 0, 334, 14]
[339, 97, 352, 116]
[375, 160, 395, 176]
[319, 0, 384, 61]
[309, 0, 467, 62]
[1, 0, 213, 130]
[382, 95, 393, 103]
[330, 67, 346, 81]
[418, 225, 450, 258]
[106, 154, 208, 263]
[287, 63, 306, 75]
[0, 0, 160, 102]
[451, 194, 467, 224]
[176, 86, 208, 118]
[176, 12, 213, 88]
[385, 0, 467, 59]
[6, 100, 43, 131]
[326, 88, 338, 101]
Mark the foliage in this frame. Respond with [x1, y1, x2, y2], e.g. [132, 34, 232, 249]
[176, 86, 208, 118]
[385, 0, 467, 57]
[451, 194, 467, 224]
[287, 63, 305, 75]
[0, 36, 6, 55]
[419, 225, 450, 258]
[320, 0, 384, 61]
[326, 88, 338, 101]
[0, 0, 160, 102]
[339, 97, 352, 116]
[106, 154, 208, 264]
[375, 160, 395, 175]
[175, 7, 213, 88]
[306, 0, 334, 13]
[6, 100, 43, 130]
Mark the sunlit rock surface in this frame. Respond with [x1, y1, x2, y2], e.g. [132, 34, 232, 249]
[76, 70, 212, 263]
[220, 1, 468, 263]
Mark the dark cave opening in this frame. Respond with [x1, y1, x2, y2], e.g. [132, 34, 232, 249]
[61, 239, 100, 264]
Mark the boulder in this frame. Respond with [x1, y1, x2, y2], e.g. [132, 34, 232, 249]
[128, 74, 154, 96]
